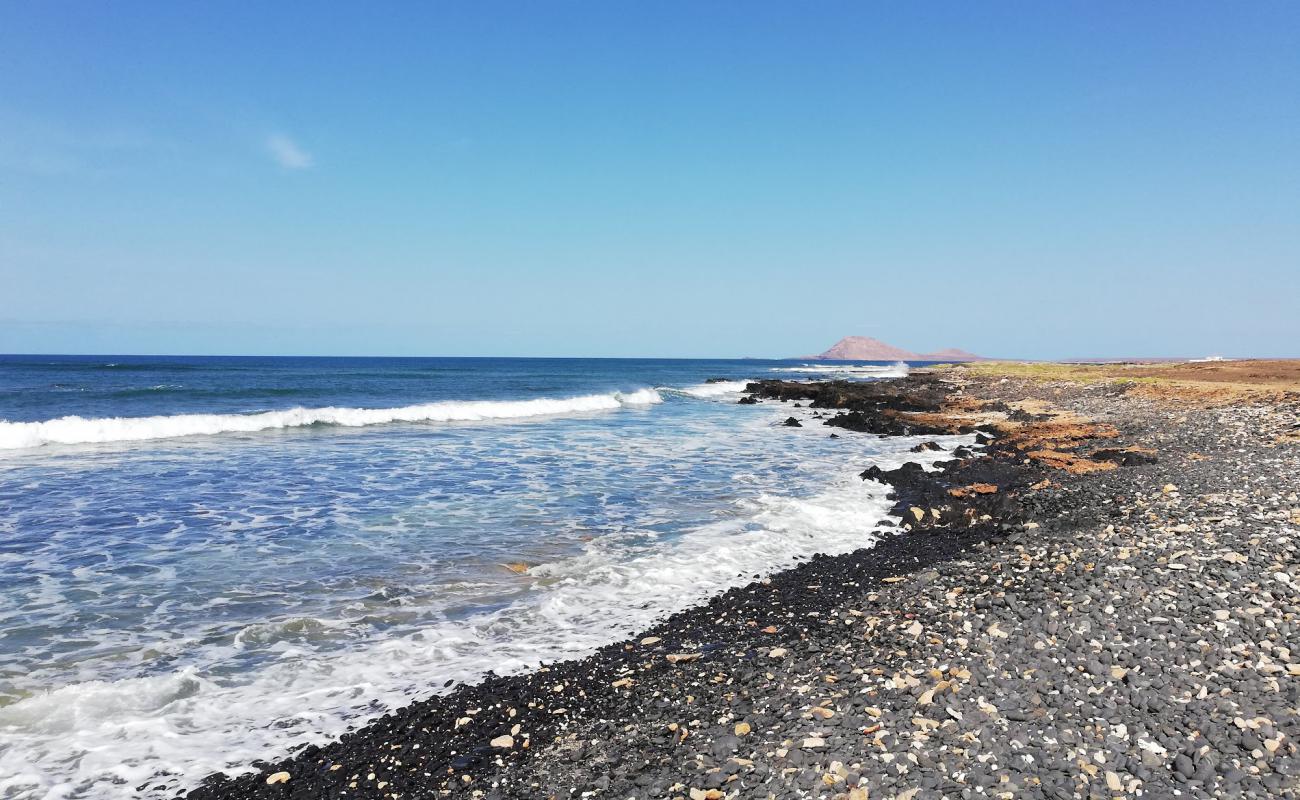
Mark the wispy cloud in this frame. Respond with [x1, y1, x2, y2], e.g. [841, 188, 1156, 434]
[266, 133, 313, 170]
[0, 109, 158, 177]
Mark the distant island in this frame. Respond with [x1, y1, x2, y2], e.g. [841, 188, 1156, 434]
[801, 335, 985, 362]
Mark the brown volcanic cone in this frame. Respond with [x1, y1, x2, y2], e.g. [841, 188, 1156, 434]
[804, 336, 983, 361]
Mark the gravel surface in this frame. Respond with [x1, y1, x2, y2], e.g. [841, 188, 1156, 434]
[189, 374, 1300, 800]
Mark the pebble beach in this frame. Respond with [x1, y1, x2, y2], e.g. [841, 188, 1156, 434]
[190, 363, 1300, 800]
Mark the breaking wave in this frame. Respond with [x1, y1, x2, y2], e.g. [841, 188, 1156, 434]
[659, 379, 752, 399]
[768, 361, 909, 378]
[0, 390, 664, 450]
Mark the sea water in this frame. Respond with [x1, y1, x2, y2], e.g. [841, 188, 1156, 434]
[0, 355, 954, 798]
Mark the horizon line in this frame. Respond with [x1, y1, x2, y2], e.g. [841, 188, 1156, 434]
[1, 351, 1279, 363]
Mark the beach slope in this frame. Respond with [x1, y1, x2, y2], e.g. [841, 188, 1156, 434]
[191, 362, 1300, 799]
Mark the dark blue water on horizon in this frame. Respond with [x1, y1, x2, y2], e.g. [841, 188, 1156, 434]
[0, 354, 951, 799]
[0, 354, 800, 423]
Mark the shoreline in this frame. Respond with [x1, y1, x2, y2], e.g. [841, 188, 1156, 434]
[189, 366, 1300, 799]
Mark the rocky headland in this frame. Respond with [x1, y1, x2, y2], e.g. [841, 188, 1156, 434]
[188, 362, 1300, 800]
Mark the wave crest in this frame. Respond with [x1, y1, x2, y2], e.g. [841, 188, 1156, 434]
[768, 361, 909, 378]
[0, 390, 663, 450]
[660, 380, 752, 399]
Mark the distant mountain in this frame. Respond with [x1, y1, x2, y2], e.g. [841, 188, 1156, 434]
[807, 336, 916, 361]
[802, 336, 985, 361]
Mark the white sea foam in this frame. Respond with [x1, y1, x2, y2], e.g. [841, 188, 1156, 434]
[663, 379, 753, 399]
[768, 361, 909, 378]
[0, 430, 963, 800]
[0, 390, 664, 451]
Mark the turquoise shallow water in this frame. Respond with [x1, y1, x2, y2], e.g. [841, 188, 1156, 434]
[0, 355, 946, 799]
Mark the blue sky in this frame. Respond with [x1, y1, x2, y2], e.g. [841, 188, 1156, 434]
[2, 2, 1297, 359]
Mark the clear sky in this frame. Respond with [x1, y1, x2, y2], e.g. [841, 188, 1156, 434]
[2, 2, 1297, 359]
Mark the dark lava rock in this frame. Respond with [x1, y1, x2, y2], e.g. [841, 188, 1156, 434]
[910, 441, 943, 453]
[783, 417, 803, 427]
[824, 411, 951, 437]
[744, 375, 954, 412]
[1091, 448, 1159, 466]
[737, 396, 759, 405]
[743, 376, 972, 437]
[860, 462, 925, 484]
[860, 455, 1035, 532]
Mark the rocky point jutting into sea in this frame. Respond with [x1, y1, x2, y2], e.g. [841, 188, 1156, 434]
[188, 360, 1300, 800]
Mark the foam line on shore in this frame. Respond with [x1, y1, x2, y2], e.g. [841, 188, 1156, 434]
[0, 440, 963, 799]
[768, 361, 909, 378]
[0, 390, 664, 450]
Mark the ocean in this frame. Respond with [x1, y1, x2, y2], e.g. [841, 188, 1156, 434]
[0, 355, 957, 799]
